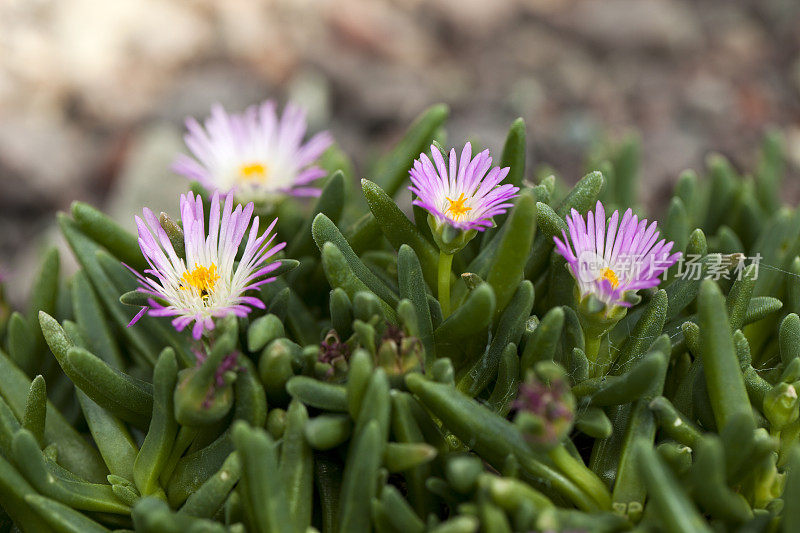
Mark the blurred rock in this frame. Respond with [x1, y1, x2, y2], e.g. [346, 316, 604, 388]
[787, 126, 800, 170]
[0, 112, 100, 198]
[431, 0, 516, 36]
[544, 0, 703, 52]
[792, 55, 800, 97]
[684, 73, 736, 118]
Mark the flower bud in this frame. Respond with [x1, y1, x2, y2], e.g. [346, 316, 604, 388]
[764, 382, 799, 430]
[461, 272, 484, 291]
[317, 330, 351, 379]
[174, 351, 239, 427]
[513, 366, 575, 452]
[375, 324, 423, 377]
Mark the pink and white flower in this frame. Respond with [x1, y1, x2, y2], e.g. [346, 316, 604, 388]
[173, 100, 333, 201]
[408, 142, 519, 232]
[554, 201, 681, 308]
[128, 191, 284, 339]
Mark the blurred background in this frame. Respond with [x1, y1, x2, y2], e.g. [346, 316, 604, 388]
[2, 0, 800, 303]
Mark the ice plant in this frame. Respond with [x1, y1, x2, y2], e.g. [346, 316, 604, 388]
[554, 200, 680, 362]
[408, 142, 519, 315]
[11, 108, 800, 532]
[128, 190, 285, 339]
[172, 100, 333, 202]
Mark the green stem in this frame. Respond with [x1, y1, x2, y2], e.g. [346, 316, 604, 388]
[438, 251, 454, 318]
[584, 334, 604, 378]
[585, 335, 601, 363]
[585, 331, 619, 378]
[548, 444, 612, 510]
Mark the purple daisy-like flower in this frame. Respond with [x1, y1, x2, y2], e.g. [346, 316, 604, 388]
[128, 191, 285, 339]
[554, 201, 681, 308]
[408, 142, 519, 231]
[173, 100, 333, 201]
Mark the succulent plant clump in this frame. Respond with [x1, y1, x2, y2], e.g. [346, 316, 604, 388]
[0, 102, 799, 532]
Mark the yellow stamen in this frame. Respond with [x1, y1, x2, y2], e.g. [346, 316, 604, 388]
[599, 267, 619, 289]
[239, 162, 268, 183]
[445, 193, 472, 221]
[181, 264, 220, 302]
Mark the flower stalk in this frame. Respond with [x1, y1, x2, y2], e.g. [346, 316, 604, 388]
[437, 251, 454, 317]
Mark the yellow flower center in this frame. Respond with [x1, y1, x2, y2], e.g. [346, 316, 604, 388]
[445, 193, 472, 221]
[239, 162, 269, 183]
[181, 264, 220, 302]
[599, 267, 619, 289]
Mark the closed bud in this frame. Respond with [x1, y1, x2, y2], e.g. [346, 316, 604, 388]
[318, 330, 351, 380]
[375, 324, 423, 377]
[174, 362, 236, 427]
[461, 272, 484, 291]
[174, 328, 240, 426]
[764, 383, 799, 430]
[513, 368, 575, 452]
